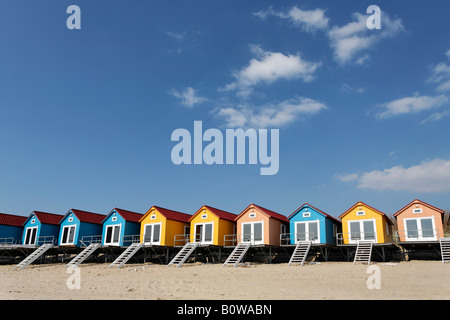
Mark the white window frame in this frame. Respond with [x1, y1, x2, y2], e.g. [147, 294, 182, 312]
[24, 226, 38, 245]
[295, 220, 320, 244]
[347, 218, 377, 244]
[403, 217, 437, 241]
[413, 208, 423, 214]
[194, 222, 214, 244]
[302, 212, 311, 218]
[104, 224, 122, 246]
[356, 211, 365, 216]
[241, 220, 264, 245]
[60, 224, 77, 245]
[143, 222, 162, 245]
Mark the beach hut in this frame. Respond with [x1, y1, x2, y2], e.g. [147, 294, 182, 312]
[287, 203, 341, 245]
[101, 208, 143, 247]
[394, 199, 445, 242]
[21, 211, 64, 246]
[338, 201, 393, 245]
[0, 213, 27, 245]
[58, 209, 105, 247]
[139, 205, 191, 247]
[189, 205, 237, 246]
[234, 203, 288, 246]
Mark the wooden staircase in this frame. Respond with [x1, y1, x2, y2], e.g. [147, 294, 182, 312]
[108, 243, 144, 269]
[288, 241, 312, 266]
[65, 243, 101, 268]
[222, 242, 252, 267]
[353, 240, 373, 265]
[167, 242, 199, 267]
[440, 238, 450, 263]
[13, 244, 53, 270]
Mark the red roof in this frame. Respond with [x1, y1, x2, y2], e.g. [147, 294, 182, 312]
[190, 205, 237, 222]
[339, 201, 394, 225]
[288, 203, 341, 224]
[111, 208, 143, 223]
[393, 199, 444, 217]
[69, 209, 105, 224]
[237, 204, 289, 222]
[0, 213, 27, 227]
[154, 206, 191, 222]
[32, 211, 64, 225]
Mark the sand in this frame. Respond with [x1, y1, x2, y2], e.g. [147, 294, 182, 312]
[0, 261, 449, 300]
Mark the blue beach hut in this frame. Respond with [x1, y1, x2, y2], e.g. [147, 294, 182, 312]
[22, 211, 64, 246]
[101, 208, 143, 247]
[0, 213, 27, 245]
[287, 203, 341, 245]
[58, 209, 105, 247]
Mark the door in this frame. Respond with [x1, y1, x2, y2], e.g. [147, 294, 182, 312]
[295, 221, 319, 243]
[404, 217, 436, 241]
[348, 219, 376, 244]
[143, 223, 162, 245]
[194, 223, 213, 244]
[241, 221, 263, 244]
[24, 227, 38, 245]
[60, 225, 76, 245]
[104, 224, 121, 246]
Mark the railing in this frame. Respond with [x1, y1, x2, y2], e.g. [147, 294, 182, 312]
[280, 232, 318, 246]
[395, 229, 440, 242]
[223, 233, 265, 246]
[336, 232, 377, 245]
[37, 236, 56, 245]
[80, 235, 102, 247]
[122, 234, 142, 246]
[0, 237, 16, 246]
[174, 234, 191, 247]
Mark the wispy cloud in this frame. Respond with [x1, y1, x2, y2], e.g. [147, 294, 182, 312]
[168, 87, 208, 108]
[420, 110, 450, 124]
[336, 159, 450, 193]
[165, 31, 187, 41]
[375, 94, 448, 119]
[427, 49, 450, 93]
[214, 96, 327, 128]
[328, 12, 404, 64]
[222, 45, 321, 98]
[253, 6, 329, 32]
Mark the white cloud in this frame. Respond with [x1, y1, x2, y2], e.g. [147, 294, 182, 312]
[328, 12, 404, 64]
[165, 31, 186, 41]
[215, 97, 327, 128]
[420, 110, 450, 124]
[376, 94, 448, 119]
[337, 159, 450, 193]
[335, 173, 359, 182]
[222, 45, 321, 97]
[427, 51, 450, 92]
[168, 87, 208, 107]
[254, 6, 329, 32]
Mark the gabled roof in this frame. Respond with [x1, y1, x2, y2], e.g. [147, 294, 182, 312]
[288, 203, 341, 224]
[67, 209, 105, 224]
[140, 206, 191, 223]
[236, 203, 288, 222]
[105, 208, 143, 223]
[339, 201, 394, 225]
[189, 205, 237, 222]
[393, 199, 445, 217]
[28, 211, 64, 225]
[0, 213, 27, 227]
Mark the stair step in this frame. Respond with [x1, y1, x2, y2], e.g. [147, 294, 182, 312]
[288, 241, 312, 266]
[168, 242, 199, 267]
[65, 243, 101, 268]
[13, 244, 54, 270]
[223, 242, 252, 267]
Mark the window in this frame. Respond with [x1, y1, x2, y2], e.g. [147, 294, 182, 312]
[104, 225, 121, 245]
[242, 221, 263, 244]
[201, 214, 207, 219]
[356, 211, 365, 216]
[404, 217, 435, 240]
[249, 213, 256, 218]
[194, 222, 213, 244]
[24, 227, 38, 245]
[61, 225, 76, 245]
[302, 212, 311, 218]
[413, 208, 422, 214]
[295, 221, 319, 242]
[144, 223, 161, 245]
[150, 215, 156, 220]
[68, 217, 73, 223]
[112, 216, 117, 222]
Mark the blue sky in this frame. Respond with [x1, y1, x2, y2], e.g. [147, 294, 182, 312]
[1, 0, 450, 219]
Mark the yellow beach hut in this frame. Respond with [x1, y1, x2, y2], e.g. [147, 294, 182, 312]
[188, 205, 237, 246]
[338, 201, 394, 245]
[139, 206, 191, 247]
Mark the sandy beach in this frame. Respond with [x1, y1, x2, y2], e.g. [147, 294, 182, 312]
[1, 260, 449, 300]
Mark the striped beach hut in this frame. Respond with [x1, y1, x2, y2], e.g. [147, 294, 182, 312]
[287, 203, 341, 245]
[0, 213, 27, 245]
[102, 208, 143, 247]
[139, 206, 191, 247]
[338, 201, 394, 245]
[189, 205, 237, 246]
[234, 203, 288, 246]
[22, 211, 64, 246]
[58, 209, 105, 247]
[394, 199, 445, 242]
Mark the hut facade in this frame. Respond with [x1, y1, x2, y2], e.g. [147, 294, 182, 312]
[0, 213, 27, 245]
[339, 201, 393, 245]
[102, 208, 143, 247]
[21, 211, 63, 246]
[287, 203, 341, 245]
[58, 209, 105, 247]
[394, 199, 445, 242]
